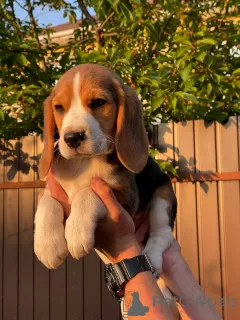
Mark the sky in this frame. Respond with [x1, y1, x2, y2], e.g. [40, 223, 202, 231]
[14, 1, 95, 27]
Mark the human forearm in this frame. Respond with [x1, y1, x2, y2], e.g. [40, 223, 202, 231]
[108, 240, 175, 320]
[124, 270, 175, 320]
[163, 256, 222, 320]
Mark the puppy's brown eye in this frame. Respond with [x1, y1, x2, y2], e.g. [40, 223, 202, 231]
[89, 98, 106, 109]
[55, 104, 64, 114]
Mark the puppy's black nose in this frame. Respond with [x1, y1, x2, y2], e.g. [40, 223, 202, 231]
[64, 131, 85, 149]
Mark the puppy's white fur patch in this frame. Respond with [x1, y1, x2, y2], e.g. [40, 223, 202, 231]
[143, 198, 173, 276]
[34, 190, 68, 269]
[59, 72, 108, 158]
[65, 188, 107, 259]
[53, 155, 118, 202]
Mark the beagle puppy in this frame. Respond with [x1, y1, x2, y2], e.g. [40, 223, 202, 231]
[34, 64, 177, 279]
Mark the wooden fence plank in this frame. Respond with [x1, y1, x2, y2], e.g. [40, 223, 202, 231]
[157, 122, 177, 240]
[0, 141, 4, 320]
[157, 122, 180, 320]
[33, 136, 50, 320]
[194, 121, 222, 317]
[156, 122, 174, 165]
[174, 122, 199, 282]
[18, 137, 35, 320]
[238, 116, 240, 169]
[83, 253, 101, 320]
[67, 257, 84, 320]
[3, 140, 20, 320]
[216, 117, 240, 320]
[50, 264, 67, 320]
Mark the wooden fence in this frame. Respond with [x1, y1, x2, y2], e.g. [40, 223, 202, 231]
[0, 116, 239, 320]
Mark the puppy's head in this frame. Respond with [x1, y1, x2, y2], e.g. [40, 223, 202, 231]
[39, 64, 149, 178]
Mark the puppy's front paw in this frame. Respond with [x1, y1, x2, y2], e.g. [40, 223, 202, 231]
[65, 215, 94, 259]
[143, 231, 174, 277]
[34, 230, 68, 269]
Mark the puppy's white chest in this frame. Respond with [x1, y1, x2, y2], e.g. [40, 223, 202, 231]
[53, 156, 115, 202]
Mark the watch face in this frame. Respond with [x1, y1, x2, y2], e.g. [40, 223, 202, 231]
[104, 264, 122, 299]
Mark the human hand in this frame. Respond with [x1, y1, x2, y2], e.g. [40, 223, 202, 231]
[43, 167, 71, 217]
[91, 178, 183, 273]
[162, 238, 182, 276]
[91, 177, 141, 263]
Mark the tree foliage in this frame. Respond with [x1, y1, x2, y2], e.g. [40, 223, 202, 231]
[0, 0, 240, 140]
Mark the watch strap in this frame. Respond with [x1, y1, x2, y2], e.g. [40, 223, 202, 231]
[115, 255, 155, 285]
[104, 254, 155, 299]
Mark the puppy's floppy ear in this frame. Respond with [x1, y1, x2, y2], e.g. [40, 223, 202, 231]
[39, 96, 55, 179]
[114, 80, 149, 173]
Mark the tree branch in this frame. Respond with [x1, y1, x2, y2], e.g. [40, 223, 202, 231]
[15, 0, 28, 12]
[100, 12, 114, 28]
[76, 0, 96, 26]
[25, 0, 47, 71]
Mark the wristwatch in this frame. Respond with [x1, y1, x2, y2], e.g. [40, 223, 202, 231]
[104, 255, 155, 299]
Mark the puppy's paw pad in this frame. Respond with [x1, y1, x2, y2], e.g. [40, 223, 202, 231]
[81, 236, 95, 254]
[34, 234, 68, 269]
[65, 221, 87, 259]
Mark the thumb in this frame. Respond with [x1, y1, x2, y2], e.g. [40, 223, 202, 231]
[90, 177, 121, 216]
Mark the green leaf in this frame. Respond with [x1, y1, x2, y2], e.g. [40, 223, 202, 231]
[175, 46, 190, 59]
[180, 63, 192, 81]
[156, 89, 167, 97]
[207, 83, 213, 95]
[148, 147, 160, 158]
[14, 53, 28, 66]
[0, 109, 5, 120]
[151, 96, 165, 110]
[173, 36, 191, 46]
[182, 78, 196, 92]
[233, 68, 240, 76]
[24, 97, 35, 104]
[175, 91, 197, 103]
[194, 51, 207, 62]
[176, 55, 189, 69]
[8, 92, 21, 105]
[196, 38, 216, 46]
[182, 93, 197, 103]
[168, 95, 177, 110]
[198, 74, 205, 82]
[87, 52, 106, 61]
[69, 11, 76, 24]
[119, 0, 135, 20]
[60, 52, 70, 67]
[145, 74, 162, 83]
[216, 112, 228, 123]
[195, 31, 204, 37]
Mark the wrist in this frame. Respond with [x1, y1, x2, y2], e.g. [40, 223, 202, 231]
[162, 255, 190, 298]
[164, 254, 187, 278]
[103, 236, 142, 263]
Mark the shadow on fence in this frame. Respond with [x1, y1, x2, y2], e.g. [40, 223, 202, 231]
[0, 120, 225, 194]
[0, 139, 41, 180]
